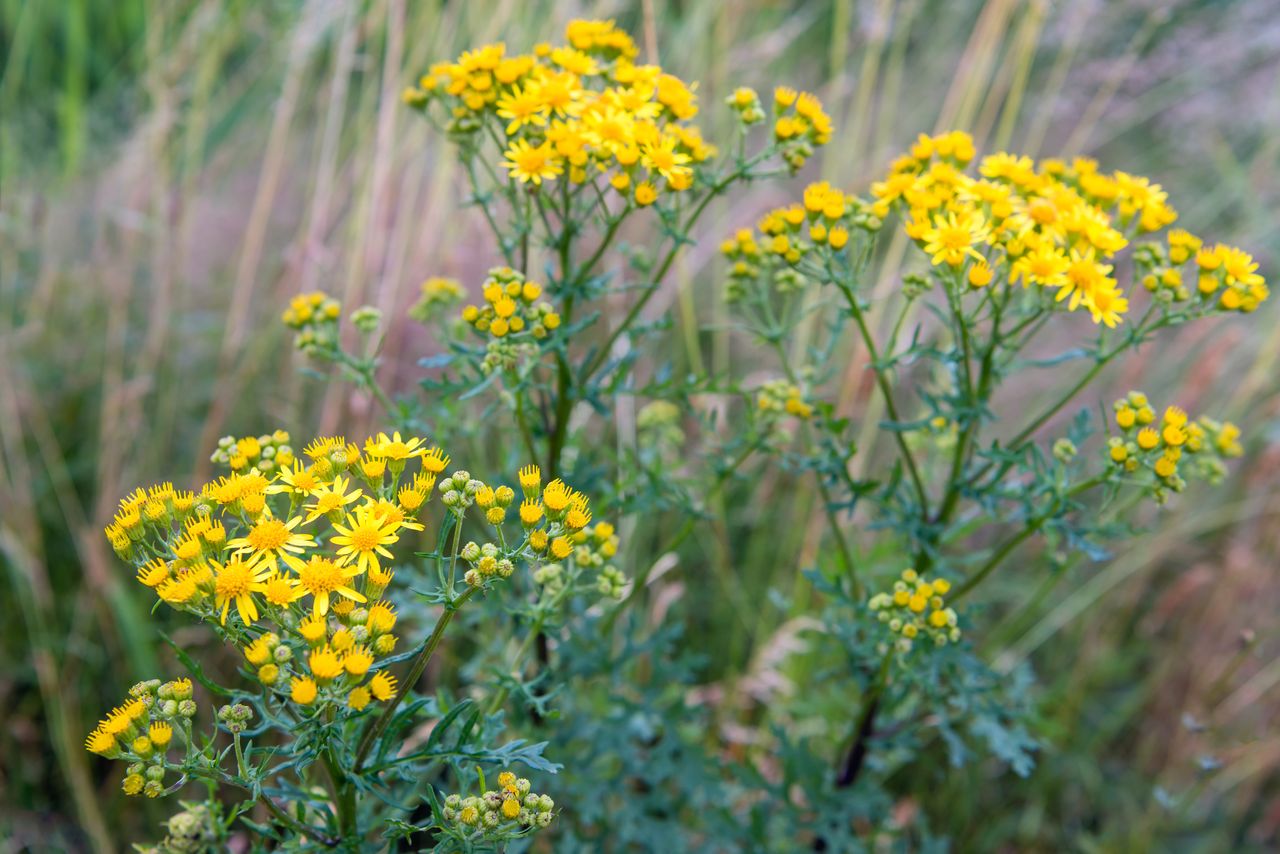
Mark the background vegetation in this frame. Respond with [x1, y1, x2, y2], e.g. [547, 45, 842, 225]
[3, 0, 1279, 850]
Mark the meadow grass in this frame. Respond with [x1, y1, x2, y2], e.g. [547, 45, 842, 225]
[3, 1, 1279, 849]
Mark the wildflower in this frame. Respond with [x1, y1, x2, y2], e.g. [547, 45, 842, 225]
[308, 647, 344, 682]
[212, 557, 271, 626]
[291, 676, 318, 705]
[369, 671, 397, 701]
[292, 555, 366, 617]
[331, 505, 401, 576]
[920, 208, 990, 267]
[502, 139, 563, 185]
[304, 476, 363, 524]
[228, 515, 314, 573]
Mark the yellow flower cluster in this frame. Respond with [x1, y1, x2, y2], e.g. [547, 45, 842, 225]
[210, 430, 294, 474]
[105, 431, 450, 711]
[872, 130, 1268, 325]
[1108, 391, 1243, 501]
[721, 181, 881, 299]
[868, 568, 960, 652]
[282, 291, 342, 352]
[404, 19, 718, 199]
[409, 276, 466, 323]
[85, 679, 195, 798]
[771, 86, 833, 171]
[461, 267, 561, 340]
[442, 770, 557, 833]
[756, 379, 814, 419]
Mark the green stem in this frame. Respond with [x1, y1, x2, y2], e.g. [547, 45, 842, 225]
[948, 474, 1105, 603]
[353, 586, 477, 771]
[835, 280, 931, 515]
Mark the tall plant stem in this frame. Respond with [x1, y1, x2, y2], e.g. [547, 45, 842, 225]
[354, 585, 476, 771]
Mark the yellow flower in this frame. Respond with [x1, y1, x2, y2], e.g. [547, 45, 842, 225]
[308, 646, 344, 682]
[502, 139, 563, 185]
[212, 556, 271, 625]
[920, 208, 990, 267]
[348, 687, 372, 711]
[331, 504, 402, 576]
[344, 647, 374, 677]
[369, 671, 397, 701]
[228, 514, 314, 572]
[291, 676, 318, 705]
[363, 431, 428, 462]
[304, 475, 363, 524]
[292, 555, 366, 618]
[634, 181, 658, 206]
[495, 83, 548, 134]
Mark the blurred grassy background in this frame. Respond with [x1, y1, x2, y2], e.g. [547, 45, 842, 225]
[3, 0, 1279, 850]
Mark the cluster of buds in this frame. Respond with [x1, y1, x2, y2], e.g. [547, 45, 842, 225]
[461, 267, 561, 341]
[439, 469, 484, 515]
[216, 703, 254, 735]
[475, 482, 519, 526]
[104, 482, 203, 561]
[282, 291, 342, 355]
[134, 803, 219, 854]
[772, 86, 832, 171]
[1108, 391, 1242, 503]
[756, 379, 814, 420]
[210, 430, 294, 474]
[350, 306, 382, 334]
[409, 276, 466, 323]
[84, 678, 196, 798]
[441, 771, 556, 837]
[725, 86, 765, 124]
[868, 568, 960, 653]
[460, 540, 516, 587]
[1194, 243, 1269, 312]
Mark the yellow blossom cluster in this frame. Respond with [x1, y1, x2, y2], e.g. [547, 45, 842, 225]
[461, 267, 561, 340]
[1108, 391, 1243, 501]
[105, 431, 450, 711]
[409, 276, 466, 323]
[404, 19, 718, 200]
[209, 430, 294, 474]
[871, 130, 1268, 325]
[441, 770, 557, 834]
[720, 181, 881, 299]
[756, 379, 814, 420]
[771, 86, 833, 171]
[282, 291, 342, 352]
[85, 679, 194, 798]
[868, 568, 960, 651]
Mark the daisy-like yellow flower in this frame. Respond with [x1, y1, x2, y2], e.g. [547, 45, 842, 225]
[304, 475, 363, 524]
[212, 556, 271, 625]
[369, 671, 397, 701]
[502, 139, 563, 185]
[261, 570, 297, 608]
[640, 136, 692, 184]
[363, 431, 428, 462]
[268, 461, 325, 497]
[331, 504, 401, 576]
[292, 555, 366, 617]
[920, 207, 991, 267]
[495, 83, 548, 134]
[227, 514, 314, 572]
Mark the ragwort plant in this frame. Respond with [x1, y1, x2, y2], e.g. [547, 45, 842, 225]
[94, 429, 617, 849]
[94, 14, 1271, 851]
[719, 130, 1264, 844]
